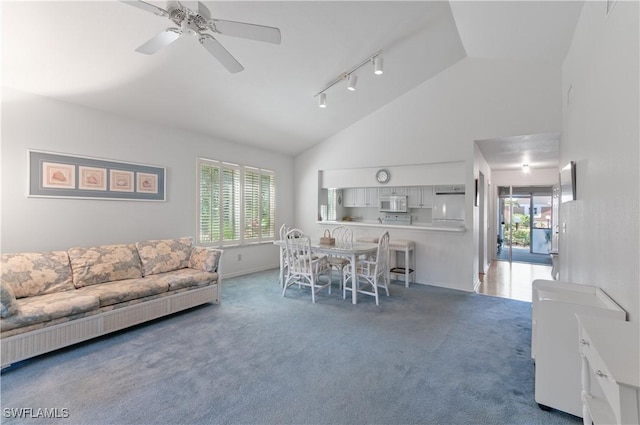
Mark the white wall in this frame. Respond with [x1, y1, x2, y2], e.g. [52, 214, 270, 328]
[473, 145, 492, 274]
[1, 88, 295, 277]
[490, 168, 559, 188]
[294, 57, 562, 291]
[560, 1, 640, 322]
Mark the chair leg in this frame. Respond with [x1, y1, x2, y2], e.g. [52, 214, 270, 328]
[342, 271, 349, 300]
[383, 276, 390, 296]
[373, 280, 380, 306]
[282, 278, 291, 297]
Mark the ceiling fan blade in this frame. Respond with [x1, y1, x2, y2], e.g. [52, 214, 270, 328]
[197, 1, 212, 20]
[199, 35, 244, 73]
[120, 0, 168, 17]
[135, 29, 181, 54]
[211, 20, 281, 45]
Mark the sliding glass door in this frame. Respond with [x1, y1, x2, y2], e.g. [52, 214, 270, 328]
[497, 186, 553, 264]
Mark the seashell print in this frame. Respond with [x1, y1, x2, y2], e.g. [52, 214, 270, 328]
[116, 178, 127, 186]
[142, 179, 152, 188]
[86, 175, 98, 184]
[52, 171, 67, 182]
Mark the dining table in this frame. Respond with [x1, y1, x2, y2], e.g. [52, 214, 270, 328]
[273, 239, 379, 304]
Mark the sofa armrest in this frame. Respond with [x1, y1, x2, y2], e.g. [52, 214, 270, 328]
[189, 247, 223, 273]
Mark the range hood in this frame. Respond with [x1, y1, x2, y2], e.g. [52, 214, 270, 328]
[434, 185, 465, 195]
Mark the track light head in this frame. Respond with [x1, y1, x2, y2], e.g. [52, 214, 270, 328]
[347, 74, 358, 91]
[318, 92, 327, 108]
[373, 55, 383, 75]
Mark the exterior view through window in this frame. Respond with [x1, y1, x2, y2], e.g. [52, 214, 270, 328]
[198, 158, 275, 246]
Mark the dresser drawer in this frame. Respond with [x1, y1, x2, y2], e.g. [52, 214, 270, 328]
[577, 315, 639, 425]
[581, 334, 621, 412]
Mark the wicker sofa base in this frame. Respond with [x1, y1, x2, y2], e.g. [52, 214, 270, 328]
[1, 284, 218, 368]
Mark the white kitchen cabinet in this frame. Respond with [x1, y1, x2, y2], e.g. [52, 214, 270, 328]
[378, 187, 407, 196]
[366, 187, 378, 207]
[343, 188, 357, 207]
[343, 188, 378, 207]
[408, 186, 434, 208]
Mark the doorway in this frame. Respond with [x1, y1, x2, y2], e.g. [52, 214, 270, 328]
[496, 186, 552, 266]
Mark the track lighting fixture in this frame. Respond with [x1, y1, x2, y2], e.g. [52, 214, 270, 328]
[314, 50, 383, 108]
[347, 74, 358, 91]
[373, 55, 383, 75]
[318, 92, 327, 108]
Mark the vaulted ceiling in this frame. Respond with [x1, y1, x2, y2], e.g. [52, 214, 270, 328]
[2, 1, 584, 160]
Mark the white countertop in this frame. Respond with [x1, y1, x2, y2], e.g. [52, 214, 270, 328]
[317, 220, 466, 232]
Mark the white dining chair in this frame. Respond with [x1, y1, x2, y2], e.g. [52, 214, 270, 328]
[278, 223, 291, 287]
[282, 229, 332, 303]
[327, 226, 353, 290]
[343, 231, 390, 305]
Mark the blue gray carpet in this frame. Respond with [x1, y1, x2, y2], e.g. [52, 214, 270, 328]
[1, 269, 580, 425]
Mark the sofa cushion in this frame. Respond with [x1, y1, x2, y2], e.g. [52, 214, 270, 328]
[68, 244, 142, 288]
[0, 291, 99, 331]
[136, 238, 193, 276]
[144, 268, 216, 291]
[76, 278, 169, 307]
[1, 251, 74, 298]
[1, 281, 19, 318]
[189, 247, 221, 273]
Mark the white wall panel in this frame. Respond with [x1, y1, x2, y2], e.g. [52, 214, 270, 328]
[295, 57, 562, 292]
[321, 161, 465, 189]
[560, 1, 639, 322]
[1, 89, 294, 277]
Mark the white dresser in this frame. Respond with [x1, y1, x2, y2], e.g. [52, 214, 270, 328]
[531, 280, 626, 417]
[577, 315, 640, 425]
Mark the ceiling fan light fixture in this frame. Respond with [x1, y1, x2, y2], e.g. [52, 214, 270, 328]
[318, 92, 327, 108]
[122, 0, 281, 72]
[347, 74, 358, 91]
[373, 55, 383, 75]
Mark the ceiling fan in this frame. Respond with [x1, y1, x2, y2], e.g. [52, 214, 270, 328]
[121, 0, 281, 73]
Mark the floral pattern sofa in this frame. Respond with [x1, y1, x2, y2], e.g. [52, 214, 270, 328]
[0, 238, 222, 367]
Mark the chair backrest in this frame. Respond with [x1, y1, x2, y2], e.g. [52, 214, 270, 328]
[284, 228, 314, 275]
[374, 231, 390, 277]
[331, 226, 353, 247]
[279, 223, 291, 240]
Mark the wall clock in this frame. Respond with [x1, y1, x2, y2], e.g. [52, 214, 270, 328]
[376, 169, 390, 184]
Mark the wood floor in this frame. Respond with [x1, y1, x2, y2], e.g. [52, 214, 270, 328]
[477, 260, 554, 303]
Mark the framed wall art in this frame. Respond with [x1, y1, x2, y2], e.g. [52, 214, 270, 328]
[28, 150, 166, 201]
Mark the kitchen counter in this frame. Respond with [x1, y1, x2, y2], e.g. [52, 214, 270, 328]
[317, 220, 466, 232]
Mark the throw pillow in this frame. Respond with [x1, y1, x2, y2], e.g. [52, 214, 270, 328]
[1, 281, 19, 318]
[136, 237, 193, 276]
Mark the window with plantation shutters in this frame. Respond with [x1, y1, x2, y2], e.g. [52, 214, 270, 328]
[197, 158, 275, 246]
[243, 167, 275, 241]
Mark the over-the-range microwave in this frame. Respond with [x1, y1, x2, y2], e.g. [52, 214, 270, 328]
[379, 195, 408, 213]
